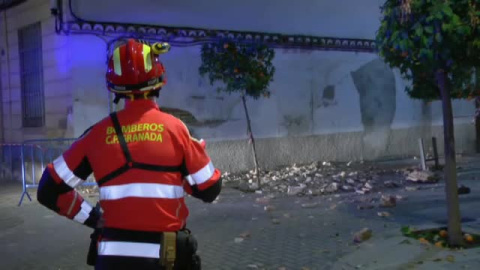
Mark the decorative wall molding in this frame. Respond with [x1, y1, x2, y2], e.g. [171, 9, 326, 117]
[64, 21, 377, 52]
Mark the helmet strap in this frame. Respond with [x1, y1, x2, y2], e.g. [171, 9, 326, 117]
[113, 94, 122, 104]
[112, 89, 161, 104]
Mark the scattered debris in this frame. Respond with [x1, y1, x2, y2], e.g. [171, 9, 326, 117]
[377, 211, 391, 217]
[357, 204, 375, 210]
[353, 228, 373, 243]
[419, 238, 430, 245]
[446, 255, 455, 263]
[458, 185, 471, 195]
[384, 181, 400, 188]
[264, 205, 276, 212]
[380, 195, 397, 208]
[301, 202, 319, 209]
[239, 232, 251, 239]
[287, 184, 307, 196]
[255, 197, 271, 204]
[406, 170, 439, 183]
[272, 219, 281, 225]
[249, 183, 260, 191]
[325, 183, 339, 193]
[223, 161, 403, 196]
[234, 238, 244, 243]
[405, 186, 419, 191]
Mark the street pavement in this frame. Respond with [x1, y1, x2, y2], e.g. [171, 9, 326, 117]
[1, 156, 480, 270]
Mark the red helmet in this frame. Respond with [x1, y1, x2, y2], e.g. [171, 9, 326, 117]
[106, 39, 170, 95]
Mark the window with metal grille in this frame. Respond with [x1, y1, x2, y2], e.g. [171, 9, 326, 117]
[18, 22, 45, 128]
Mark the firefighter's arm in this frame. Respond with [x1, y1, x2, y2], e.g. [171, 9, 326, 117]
[37, 127, 100, 229]
[180, 127, 222, 203]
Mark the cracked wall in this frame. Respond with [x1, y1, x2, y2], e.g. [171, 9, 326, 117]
[71, 37, 476, 170]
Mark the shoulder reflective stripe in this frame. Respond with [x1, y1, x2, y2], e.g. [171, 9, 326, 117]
[186, 161, 215, 185]
[185, 175, 195, 186]
[53, 155, 83, 188]
[99, 183, 184, 200]
[73, 201, 93, 224]
[98, 241, 161, 258]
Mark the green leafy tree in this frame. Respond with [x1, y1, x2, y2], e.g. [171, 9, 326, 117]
[199, 40, 275, 185]
[376, 0, 480, 246]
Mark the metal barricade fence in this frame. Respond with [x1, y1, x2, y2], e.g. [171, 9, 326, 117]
[18, 138, 97, 206]
[0, 143, 24, 183]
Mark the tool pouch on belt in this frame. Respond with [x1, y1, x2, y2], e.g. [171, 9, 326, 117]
[174, 229, 201, 270]
[86, 203, 102, 266]
[161, 232, 177, 270]
[86, 228, 101, 266]
[160, 229, 201, 270]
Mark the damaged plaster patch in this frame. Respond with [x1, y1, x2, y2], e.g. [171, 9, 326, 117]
[161, 106, 230, 130]
[281, 115, 309, 136]
[351, 58, 396, 158]
[317, 85, 338, 108]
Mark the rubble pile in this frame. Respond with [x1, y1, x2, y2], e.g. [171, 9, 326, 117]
[223, 161, 410, 196]
[74, 160, 443, 198]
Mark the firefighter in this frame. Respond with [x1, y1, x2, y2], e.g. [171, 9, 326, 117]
[37, 38, 222, 270]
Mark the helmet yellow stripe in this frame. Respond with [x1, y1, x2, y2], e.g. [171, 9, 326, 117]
[113, 48, 122, 75]
[143, 44, 152, 72]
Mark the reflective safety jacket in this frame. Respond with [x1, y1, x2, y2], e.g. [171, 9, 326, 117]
[37, 99, 222, 232]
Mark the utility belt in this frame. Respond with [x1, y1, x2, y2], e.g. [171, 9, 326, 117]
[87, 227, 201, 270]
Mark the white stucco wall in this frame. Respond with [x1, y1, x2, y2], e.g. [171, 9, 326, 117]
[70, 37, 475, 138]
[1, 0, 73, 142]
[70, 0, 386, 39]
[1, 0, 476, 173]
[70, 35, 111, 135]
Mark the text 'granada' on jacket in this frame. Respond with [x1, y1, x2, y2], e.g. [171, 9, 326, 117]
[37, 99, 222, 232]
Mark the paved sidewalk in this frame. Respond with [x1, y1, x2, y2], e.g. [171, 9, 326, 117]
[1, 156, 480, 269]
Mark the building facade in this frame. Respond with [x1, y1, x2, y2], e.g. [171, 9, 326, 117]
[0, 0, 477, 173]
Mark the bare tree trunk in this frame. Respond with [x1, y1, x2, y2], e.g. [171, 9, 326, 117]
[476, 97, 480, 153]
[241, 94, 260, 186]
[436, 70, 464, 246]
[475, 68, 480, 153]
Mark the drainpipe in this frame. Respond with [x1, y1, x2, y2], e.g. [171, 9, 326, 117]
[0, 25, 3, 143]
[2, 8, 12, 143]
